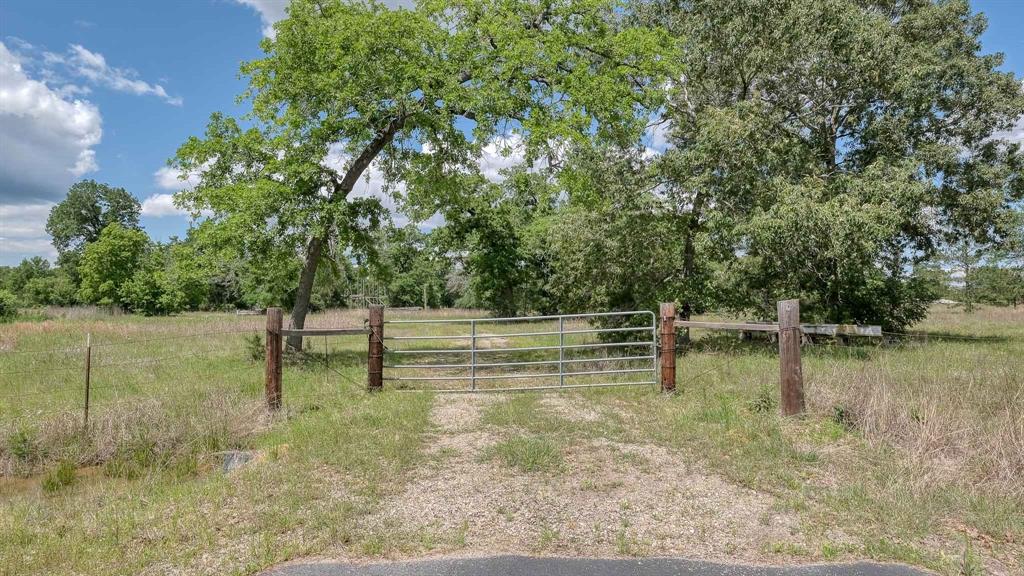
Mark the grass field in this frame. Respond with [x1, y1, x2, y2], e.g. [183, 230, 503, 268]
[0, 304, 1021, 575]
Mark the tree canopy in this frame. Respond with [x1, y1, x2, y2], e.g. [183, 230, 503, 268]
[45, 180, 141, 258]
[0, 0, 979, 328]
[173, 0, 671, 346]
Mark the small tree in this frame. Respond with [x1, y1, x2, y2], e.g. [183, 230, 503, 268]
[77, 224, 151, 308]
[46, 180, 141, 280]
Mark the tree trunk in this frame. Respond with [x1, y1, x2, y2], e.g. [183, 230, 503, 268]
[678, 194, 705, 343]
[283, 111, 409, 351]
[287, 235, 325, 351]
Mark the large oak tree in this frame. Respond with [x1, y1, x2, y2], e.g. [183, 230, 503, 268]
[641, 0, 1023, 328]
[173, 0, 668, 348]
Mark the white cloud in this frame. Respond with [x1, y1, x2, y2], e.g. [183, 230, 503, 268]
[154, 166, 201, 191]
[62, 45, 182, 106]
[645, 119, 672, 154]
[0, 41, 103, 204]
[478, 135, 528, 181]
[140, 193, 186, 217]
[993, 115, 1024, 145]
[234, 0, 289, 38]
[235, 0, 415, 37]
[0, 203, 57, 263]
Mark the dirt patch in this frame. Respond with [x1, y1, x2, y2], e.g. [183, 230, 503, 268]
[538, 394, 603, 423]
[475, 337, 510, 349]
[360, 394, 804, 561]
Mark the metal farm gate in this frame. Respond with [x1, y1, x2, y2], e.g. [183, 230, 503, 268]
[380, 311, 657, 392]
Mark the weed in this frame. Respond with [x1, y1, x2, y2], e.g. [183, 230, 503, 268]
[41, 461, 76, 493]
[614, 518, 645, 556]
[7, 428, 36, 462]
[748, 385, 777, 414]
[831, 405, 857, 430]
[959, 538, 983, 576]
[484, 436, 563, 473]
[244, 332, 264, 362]
[538, 525, 560, 549]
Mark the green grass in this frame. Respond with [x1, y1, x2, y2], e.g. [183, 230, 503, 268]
[484, 435, 564, 473]
[1, 308, 436, 574]
[1, 304, 1022, 575]
[563, 304, 1024, 573]
[40, 460, 75, 493]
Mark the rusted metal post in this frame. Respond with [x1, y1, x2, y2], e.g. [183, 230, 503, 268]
[367, 305, 384, 391]
[777, 299, 804, 416]
[83, 333, 92, 428]
[265, 307, 283, 410]
[659, 303, 676, 392]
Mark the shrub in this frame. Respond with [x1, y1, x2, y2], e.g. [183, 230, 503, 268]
[0, 289, 18, 321]
[119, 267, 184, 316]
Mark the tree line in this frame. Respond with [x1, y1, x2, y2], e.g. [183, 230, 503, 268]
[2, 0, 1023, 331]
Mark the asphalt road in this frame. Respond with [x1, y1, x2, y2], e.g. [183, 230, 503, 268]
[262, 555, 933, 576]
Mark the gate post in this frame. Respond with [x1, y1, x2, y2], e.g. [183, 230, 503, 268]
[368, 305, 384, 391]
[265, 307, 283, 410]
[659, 303, 676, 392]
[777, 299, 804, 416]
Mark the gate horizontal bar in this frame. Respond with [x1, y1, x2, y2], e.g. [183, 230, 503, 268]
[280, 327, 368, 336]
[396, 380, 657, 393]
[676, 320, 881, 336]
[384, 367, 653, 382]
[385, 355, 656, 370]
[384, 310, 655, 325]
[676, 321, 779, 332]
[382, 326, 654, 341]
[387, 341, 655, 355]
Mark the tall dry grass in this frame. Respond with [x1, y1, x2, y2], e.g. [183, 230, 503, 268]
[809, 362, 1023, 498]
[1, 393, 271, 478]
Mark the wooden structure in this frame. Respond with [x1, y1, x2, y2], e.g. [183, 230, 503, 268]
[659, 302, 676, 392]
[661, 300, 871, 416]
[265, 308, 283, 410]
[367, 305, 384, 391]
[777, 299, 804, 416]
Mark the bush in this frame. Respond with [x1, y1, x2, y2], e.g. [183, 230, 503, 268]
[0, 289, 17, 321]
[22, 274, 77, 306]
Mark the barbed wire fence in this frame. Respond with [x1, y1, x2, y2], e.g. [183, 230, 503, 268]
[0, 327, 272, 425]
[668, 321, 1009, 411]
[2, 307, 1010, 430]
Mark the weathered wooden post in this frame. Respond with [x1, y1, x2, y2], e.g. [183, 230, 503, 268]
[659, 302, 676, 393]
[368, 305, 384, 391]
[777, 299, 804, 416]
[265, 307, 283, 410]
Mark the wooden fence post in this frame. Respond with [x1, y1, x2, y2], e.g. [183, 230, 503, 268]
[265, 307, 283, 410]
[368, 305, 384, 391]
[659, 303, 676, 393]
[777, 299, 804, 416]
[83, 333, 92, 428]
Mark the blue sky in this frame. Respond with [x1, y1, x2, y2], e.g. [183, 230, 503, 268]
[0, 0, 1021, 265]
